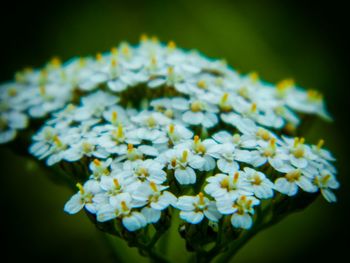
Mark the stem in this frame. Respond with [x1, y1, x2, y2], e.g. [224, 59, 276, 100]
[138, 243, 170, 263]
[158, 226, 171, 255]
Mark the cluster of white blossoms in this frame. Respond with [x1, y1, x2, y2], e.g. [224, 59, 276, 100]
[0, 36, 338, 232]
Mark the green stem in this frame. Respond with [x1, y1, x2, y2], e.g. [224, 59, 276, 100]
[158, 226, 171, 256]
[138, 243, 170, 263]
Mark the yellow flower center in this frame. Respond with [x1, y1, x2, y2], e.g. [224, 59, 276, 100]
[190, 101, 203, 112]
[286, 170, 301, 182]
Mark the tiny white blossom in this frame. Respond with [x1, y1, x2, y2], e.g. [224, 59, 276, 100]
[207, 143, 240, 173]
[216, 195, 260, 229]
[313, 170, 340, 202]
[282, 137, 316, 169]
[162, 148, 204, 185]
[176, 192, 221, 224]
[96, 192, 147, 231]
[89, 158, 112, 179]
[133, 181, 177, 223]
[243, 167, 274, 199]
[0, 111, 28, 143]
[123, 159, 167, 184]
[205, 171, 253, 200]
[275, 168, 317, 196]
[64, 180, 101, 214]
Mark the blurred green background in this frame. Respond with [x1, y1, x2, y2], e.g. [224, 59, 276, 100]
[0, 0, 348, 262]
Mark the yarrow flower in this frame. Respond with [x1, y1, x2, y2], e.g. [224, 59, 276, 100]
[0, 35, 339, 262]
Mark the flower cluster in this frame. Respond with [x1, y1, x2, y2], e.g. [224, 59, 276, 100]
[0, 36, 338, 233]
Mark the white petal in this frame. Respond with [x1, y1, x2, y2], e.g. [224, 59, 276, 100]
[122, 212, 147, 231]
[148, 169, 167, 184]
[254, 185, 274, 199]
[174, 167, 196, 185]
[180, 211, 204, 224]
[217, 159, 238, 173]
[189, 155, 205, 169]
[141, 207, 161, 223]
[290, 156, 308, 168]
[182, 111, 204, 125]
[96, 206, 117, 222]
[46, 153, 63, 166]
[212, 131, 231, 143]
[63, 148, 82, 162]
[64, 194, 84, 214]
[296, 176, 318, 193]
[201, 156, 216, 171]
[172, 97, 189, 110]
[108, 80, 128, 92]
[231, 213, 253, 229]
[152, 191, 177, 210]
[148, 78, 166, 88]
[138, 145, 159, 156]
[202, 113, 218, 128]
[321, 189, 337, 203]
[203, 203, 222, 222]
[216, 198, 236, 214]
[275, 178, 298, 196]
[176, 196, 196, 210]
[0, 129, 16, 144]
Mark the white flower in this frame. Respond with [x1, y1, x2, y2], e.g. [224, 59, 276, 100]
[94, 173, 139, 205]
[236, 138, 288, 170]
[131, 111, 171, 129]
[126, 127, 168, 147]
[282, 137, 315, 169]
[63, 137, 108, 162]
[123, 159, 167, 184]
[44, 135, 70, 166]
[0, 111, 28, 144]
[74, 91, 119, 121]
[229, 118, 278, 149]
[96, 192, 147, 232]
[150, 98, 176, 119]
[207, 143, 240, 173]
[274, 168, 317, 196]
[285, 88, 331, 120]
[176, 192, 221, 224]
[30, 126, 58, 158]
[64, 180, 101, 214]
[166, 123, 193, 145]
[26, 83, 73, 118]
[212, 131, 244, 148]
[177, 135, 217, 171]
[113, 144, 144, 163]
[162, 148, 204, 185]
[311, 139, 336, 162]
[313, 170, 340, 202]
[89, 158, 112, 179]
[102, 106, 131, 126]
[46, 104, 77, 128]
[147, 65, 186, 89]
[177, 98, 219, 128]
[205, 171, 253, 200]
[243, 167, 274, 199]
[132, 181, 177, 223]
[96, 124, 128, 155]
[216, 195, 260, 229]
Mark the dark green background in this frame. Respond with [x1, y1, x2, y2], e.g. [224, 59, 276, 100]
[1, 0, 348, 262]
